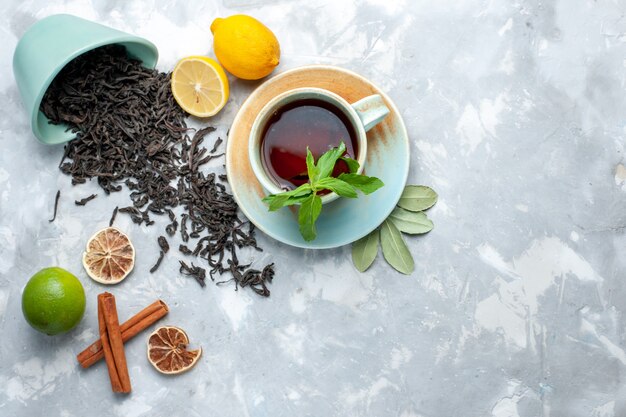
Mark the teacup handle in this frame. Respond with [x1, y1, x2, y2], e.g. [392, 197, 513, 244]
[351, 94, 390, 132]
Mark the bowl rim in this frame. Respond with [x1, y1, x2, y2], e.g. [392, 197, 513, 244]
[30, 37, 158, 145]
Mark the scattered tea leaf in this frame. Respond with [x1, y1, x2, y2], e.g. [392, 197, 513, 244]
[49, 190, 61, 223]
[338, 173, 384, 195]
[43, 45, 275, 296]
[179, 260, 206, 287]
[389, 207, 434, 234]
[157, 236, 170, 253]
[75, 194, 97, 206]
[150, 251, 165, 273]
[165, 218, 178, 236]
[109, 206, 118, 227]
[298, 194, 322, 241]
[179, 244, 192, 255]
[352, 229, 380, 272]
[316, 177, 357, 198]
[216, 263, 275, 297]
[380, 220, 414, 274]
[210, 137, 223, 154]
[397, 185, 438, 212]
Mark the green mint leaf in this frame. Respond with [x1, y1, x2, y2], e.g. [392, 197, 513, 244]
[397, 185, 438, 212]
[285, 193, 313, 205]
[262, 184, 312, 211]
[305, 147, 319, 182]
[352, 228, 380, 272]
[316, 177, 358, 198]
[315, 142, 346, 181]
[380, 220, 414, 274]
[339, 156, 360, 174]
[389, 207, 434, 234]
[263, 194, 290, 211]
[338, 173, 384, 195]
[298, 193, 323, 241]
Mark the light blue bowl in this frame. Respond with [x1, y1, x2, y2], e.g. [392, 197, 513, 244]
[13, 14, 158, 145]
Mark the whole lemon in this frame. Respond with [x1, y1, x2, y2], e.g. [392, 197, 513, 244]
[211, 15, 280, 80]
[22, 267, 86, 335]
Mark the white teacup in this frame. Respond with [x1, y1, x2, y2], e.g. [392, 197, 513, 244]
[249, 87, 389, 204]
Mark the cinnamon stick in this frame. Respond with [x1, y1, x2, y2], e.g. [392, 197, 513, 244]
[77, 300, 168, 368]
[98, 294, 122, 392]
[100, 292, 131, 393]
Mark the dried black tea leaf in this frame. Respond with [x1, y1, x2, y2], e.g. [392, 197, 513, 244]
[41, 45, 275, 296]
[179, 261, 206, 287]
[109, 206, 119, 227]
[158, 236, 170, 253]
[49, 190, 61, 222]
[150, 251, 165, 274]
[75, 194, 97, 206]
[179, 245, 192, 255]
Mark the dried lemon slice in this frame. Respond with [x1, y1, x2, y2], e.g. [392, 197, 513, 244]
[171, 56, 229, 117]
[82, 227, 135, 285]
[147, 326, 202, 374]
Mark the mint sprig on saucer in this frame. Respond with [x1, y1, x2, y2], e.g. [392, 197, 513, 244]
[352, 185, 437, 274]
[263, 142, 384, 241]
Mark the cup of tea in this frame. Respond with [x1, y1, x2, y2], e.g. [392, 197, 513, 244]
[13, 14, 158, 145]
[249, 87, 390, 204]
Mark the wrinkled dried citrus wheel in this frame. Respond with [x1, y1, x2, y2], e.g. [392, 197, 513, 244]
[82, 227, 135, 285]
[147, 326, 202, 374]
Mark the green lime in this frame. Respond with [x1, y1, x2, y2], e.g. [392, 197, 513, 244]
[22, 267, 86, 335]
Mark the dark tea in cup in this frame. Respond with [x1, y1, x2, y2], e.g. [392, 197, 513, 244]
[260, 98, 359, 191]
[249, 87, 389, 205]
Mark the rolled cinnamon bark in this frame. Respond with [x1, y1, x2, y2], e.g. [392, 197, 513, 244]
[78, 300, 169, 368]
[98, 294, 122, 392]
[100, 292, 131, 393]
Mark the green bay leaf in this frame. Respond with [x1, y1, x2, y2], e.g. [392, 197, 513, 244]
[380, 220, 414, 274]
[352, 229, 379, 272]
[397, 185, 438, 212]
[389, 207, 433, 234]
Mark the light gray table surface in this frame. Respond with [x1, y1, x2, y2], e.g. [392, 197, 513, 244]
[1, 1, 626, 416]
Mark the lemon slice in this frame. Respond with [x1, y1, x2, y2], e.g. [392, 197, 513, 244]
[171, 56, 229, 117]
